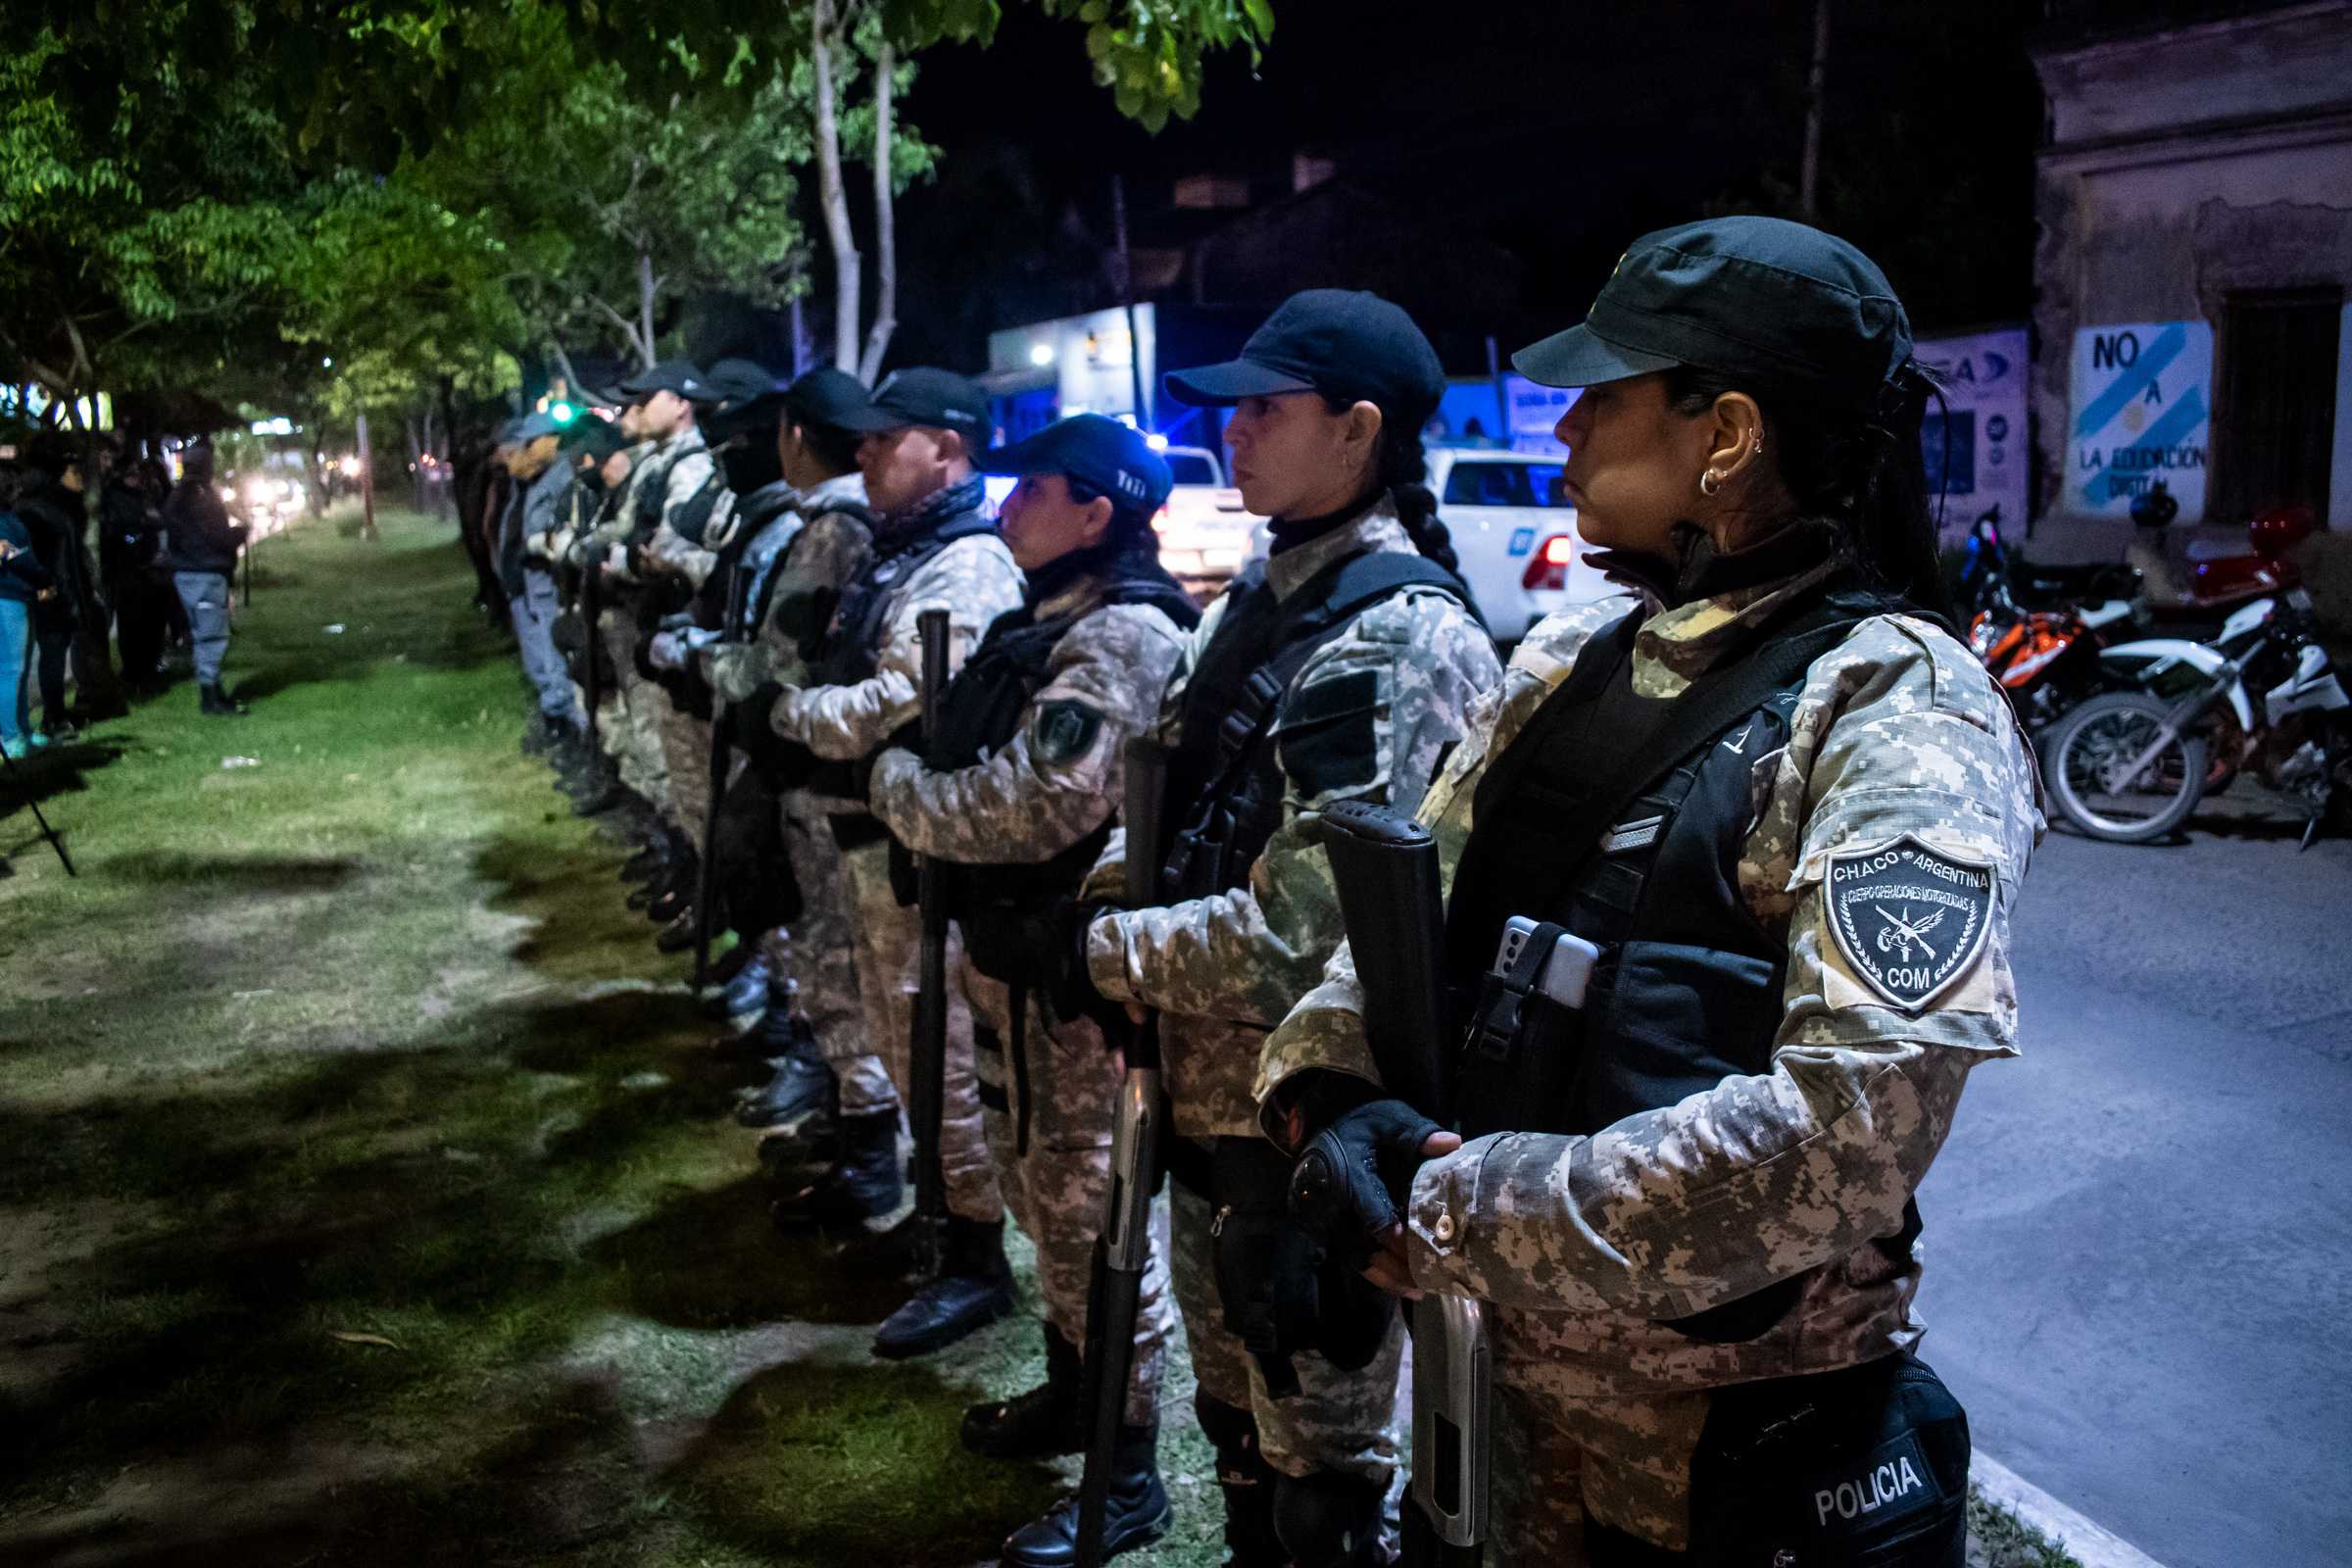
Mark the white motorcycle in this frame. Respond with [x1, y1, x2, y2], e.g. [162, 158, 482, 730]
[2042, 586, 2352, 847]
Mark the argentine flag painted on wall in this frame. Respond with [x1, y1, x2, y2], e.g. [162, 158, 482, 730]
[2070, 321, 2214, 521]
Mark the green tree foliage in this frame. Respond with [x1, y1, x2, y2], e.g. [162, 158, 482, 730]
[0, 16, 306, 421]
[3, 0, 1271, 434]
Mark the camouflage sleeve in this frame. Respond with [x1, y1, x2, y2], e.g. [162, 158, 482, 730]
[762, 509, 873, 690]
[1088, 588, 1500, 1026]
[1400, 618, 2039, 1317]
[772, 534, 1025, 761]
[1076, 589, 1226, 907]
[646, 458, 726, 585]
[1253, 598, 1630, 1130]
[870, 604, 1189, 863]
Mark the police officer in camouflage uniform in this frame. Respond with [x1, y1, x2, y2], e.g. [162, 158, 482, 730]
[866, 416, 1200, 1564]
[1069, 292, 1503, 1566]
[559, 403, 652, 818]
[765, 368, 1027, 1358]
[590, 360, 710, 848]
[1265, 218, 2037, 1565]
[704, 372, 885, 1152]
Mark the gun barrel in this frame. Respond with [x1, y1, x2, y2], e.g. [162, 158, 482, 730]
[1312, 800, 1450, 1123]
[907, 609, 955, 1275]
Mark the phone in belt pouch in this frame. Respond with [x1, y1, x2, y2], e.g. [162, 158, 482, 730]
[1495, 916, 1600, 1007]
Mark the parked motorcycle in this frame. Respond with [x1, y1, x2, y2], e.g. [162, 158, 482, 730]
[1958, 508, 2145, 732]
[2131, 479, 2313, 633]
[2042, 584, 2352, 847]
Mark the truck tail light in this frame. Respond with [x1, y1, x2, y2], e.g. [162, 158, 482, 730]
[1522, 534, 1576, 591]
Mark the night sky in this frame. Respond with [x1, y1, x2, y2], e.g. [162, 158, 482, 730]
[890, 0, 2046, 371]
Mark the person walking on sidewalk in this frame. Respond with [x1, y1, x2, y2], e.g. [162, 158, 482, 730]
[161, 444, 250, 716]
[0, 466, 60, 757]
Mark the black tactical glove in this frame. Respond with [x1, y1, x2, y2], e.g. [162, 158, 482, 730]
[1288, 1099, 1445, 1273]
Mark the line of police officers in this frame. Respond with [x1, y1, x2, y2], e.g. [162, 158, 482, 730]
[481, 217, 2037, 1568]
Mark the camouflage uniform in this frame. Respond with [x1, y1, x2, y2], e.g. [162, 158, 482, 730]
[641, 441, 724, 849]
[710, 473, 883, 1107]
[588, 435, 681, 810]
[868, 570, 1193, 1423]
[772, 503, 1026, 1215]
[1257, 564, 2043, 1559]
[1083, 502, 1501, 1481]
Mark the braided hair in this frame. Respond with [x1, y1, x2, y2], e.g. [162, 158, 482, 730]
[1320, 394, 1461, 574]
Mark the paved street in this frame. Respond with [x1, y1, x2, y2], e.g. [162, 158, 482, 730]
[1920, 798, 2352, 1568]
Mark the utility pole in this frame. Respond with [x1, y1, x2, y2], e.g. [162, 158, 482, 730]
[356, 411, 379, 541]
[1799, 0, 1831, 221]
[1112, 174, 1149, 431]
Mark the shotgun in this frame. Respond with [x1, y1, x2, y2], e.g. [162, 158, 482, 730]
[906, 607, 954, 1281]
[1073, 734, 1172, 1568]
[1309, 800, 1489, 1565]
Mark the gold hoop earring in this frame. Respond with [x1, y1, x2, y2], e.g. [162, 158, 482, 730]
[1699, 468, 1726, 498]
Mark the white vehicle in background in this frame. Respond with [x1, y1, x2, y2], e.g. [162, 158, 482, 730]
[1424, 447, 1620, 644]
[1152, 444, 1261, 599]
[1245, 446, 1621, 644]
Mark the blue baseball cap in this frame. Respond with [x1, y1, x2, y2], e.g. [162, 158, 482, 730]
[513, 411, 565, 442]
[982, 415, 1172, 515]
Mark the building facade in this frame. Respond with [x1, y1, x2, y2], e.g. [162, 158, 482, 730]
[2030, 0, 2352, 622]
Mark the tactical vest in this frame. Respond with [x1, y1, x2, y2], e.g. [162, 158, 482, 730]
[808, 508, 997, 690]
[630, 434, 706, 538]
[927, 573, 1199, 983]
[1150, 550, 1470, 904]
[1442, 584, 1925, 1344]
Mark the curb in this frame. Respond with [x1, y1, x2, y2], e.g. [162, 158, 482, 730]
[1973, 1453, 2167, 1568]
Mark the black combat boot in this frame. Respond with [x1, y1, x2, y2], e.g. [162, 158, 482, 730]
[619, 843, 666, 883]
[735, 1005, 834, 1129]
[997, 1421, 1172, 1567]
[647, 873, 694, 924]
[962, 1322, 1085, 1459]
[1196, 1395, 1285, 1567]
[654, 907, 699, 954]
[1274, 1471, 1390, 1568]
[569, 772, 626, 816]
[199, 682, 246, 717]
[871, 1215, 1015, 1359]
[769, 1109, 901, 1233]
[704, 944, 776, 1021]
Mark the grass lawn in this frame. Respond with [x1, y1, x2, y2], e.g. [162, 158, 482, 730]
[0, 506, 2081, 1567]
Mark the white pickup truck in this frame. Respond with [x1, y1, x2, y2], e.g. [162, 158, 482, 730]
[1238, 446, 1623, 643]
[1152, 444, 1261, 598]
[1426, 446, 1622, 642]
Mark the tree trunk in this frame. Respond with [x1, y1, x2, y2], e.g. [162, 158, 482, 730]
[406, 414, 426, 512]
[548, 337, 585, 398]
[1799, 0, 1830, 221]
[636, 247, 658, 369]
[811, 0, 860, 374]
[356, 411, 379, 541]
[858, 41, 900, 383]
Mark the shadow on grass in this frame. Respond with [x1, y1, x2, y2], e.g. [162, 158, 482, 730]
[671, 1355, 1065, 1567]
[101, 851, 366, 894]
[0, 738, 129, 810]
[586, 1176, 921, 1332]
[0, 1369, 654, 1567]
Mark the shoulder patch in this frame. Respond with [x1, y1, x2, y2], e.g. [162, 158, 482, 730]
[1033, 699, 1103, 764]
[1825, 834, 1994, 1013]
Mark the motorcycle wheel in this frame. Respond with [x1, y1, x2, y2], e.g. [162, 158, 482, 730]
[2044, 691, 2210, 844]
